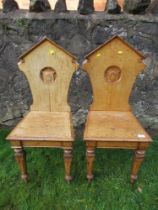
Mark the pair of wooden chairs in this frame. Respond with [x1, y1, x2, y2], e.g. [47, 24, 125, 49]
[7, 36, 152, 184]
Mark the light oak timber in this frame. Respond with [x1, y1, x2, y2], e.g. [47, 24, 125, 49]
[6, 37, 78, 182]
[84, 111, 151, 142]
[86, 148, 95, 181]
[18, 38, 77, 112]
[84, 36, 145, 112]
[7, 112, 74, 141]
[83, 36, 152, 184]
[131, 150, 146, 184]
[14, 148, 28, 182]
[64, 149, 73, 182]
[10, 141, 73, 149]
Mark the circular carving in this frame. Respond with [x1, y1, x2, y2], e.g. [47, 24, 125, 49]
[105, 66, 121, 83]
[40, 67, 56, 84]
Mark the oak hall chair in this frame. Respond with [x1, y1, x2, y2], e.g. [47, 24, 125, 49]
[7, 37, 77, 182]
[83, 36, 152, 184]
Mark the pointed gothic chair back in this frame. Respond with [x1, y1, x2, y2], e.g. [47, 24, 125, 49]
[7, 37, 78, 182]
[83, 36, 152, 184]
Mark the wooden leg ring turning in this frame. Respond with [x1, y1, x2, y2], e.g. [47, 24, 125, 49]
[86, 148, 95, 182]
[14, 148, 28, 182]
[131, 150, 145, 184]
[64, 149, 73, 183]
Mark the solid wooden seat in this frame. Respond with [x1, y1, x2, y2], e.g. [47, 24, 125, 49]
[6, 37, 78, 182]
[83, 36, 152, 184]
[7, 111, 73, 142]
[84, 111, 151, 143]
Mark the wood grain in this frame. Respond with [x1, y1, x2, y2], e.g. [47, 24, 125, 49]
[83, 36, 152, 183]
[84, 111, 151, 142]
[7, 111, 74, 141]
[84, 36, 145, 111]
[7, 38, 76, 182]
[14, 148, 28, 182]
[131, 150, 145, 184]
[18, 38, 77, 112]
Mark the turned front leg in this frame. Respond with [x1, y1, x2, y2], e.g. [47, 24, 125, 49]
[131, 150, 145, 184]
[86, 148, 95, 182]
[64, 149, 72, 183]
[14, 148, 28, 182]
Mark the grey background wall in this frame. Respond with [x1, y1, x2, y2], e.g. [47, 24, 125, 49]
[0, 11, 158, 137]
